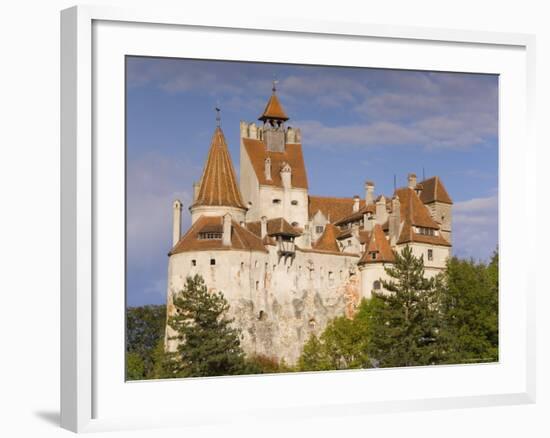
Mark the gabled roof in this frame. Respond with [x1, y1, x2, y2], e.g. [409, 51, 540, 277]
[169, 216, 267, 255]
[242, 138, 308, 189]
[193, 127, 246, 210]
[308, 196, 366, 223]
[246, 217, 301, 238]
[333, 204, 377, 226]
[419, 176, 453, 204]
[313, 224, 340, 252]
[359, 224, 395, 264]
[395, 187, 440, 229]
[258, 93, 289, 121]
[394, 188, 451, 247]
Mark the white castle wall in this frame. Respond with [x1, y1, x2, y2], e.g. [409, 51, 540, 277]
[166, 247, 361, 364]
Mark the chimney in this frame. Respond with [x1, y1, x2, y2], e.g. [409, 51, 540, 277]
[365, 181, 374, 205]
[264, 157, 272, 180]
[172, 199, 182, 246]
[353, 195, 360, 213]
[260, 216, 268, 239]
[408, 173, 417, 189]
[280, 162, 292, 189]
[222, 213, 232, 247]
[376, 195, 388, 224]
[389, 195, 401, 245]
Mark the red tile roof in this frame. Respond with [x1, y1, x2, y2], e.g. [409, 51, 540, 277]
[169, 216, 267, 255]
[394, 187, 451, 247]
[333, 204, 376, 226]
[308, 196, 366, 223]
[313, 223, 340, 252]
[246, 217, 301, 237]
[242, 138, 308, 189]
[258, 93, 289, 121]
[419, 176, 453, 204]
[193, 127, 246, 210]
[359, 224, 395, 264]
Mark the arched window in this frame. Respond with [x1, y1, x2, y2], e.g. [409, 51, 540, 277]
[258, 310, 267, 321]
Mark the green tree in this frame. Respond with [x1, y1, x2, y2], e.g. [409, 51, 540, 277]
[166, 274, 246, 377]
[126, 304, 166, 379]
[439, 252, 498, 364]
[367, 245, 443, 367]
[298, 314, 370, 371]
[126, 352, 145, 380]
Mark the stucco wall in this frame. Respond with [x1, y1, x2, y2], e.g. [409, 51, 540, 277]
[165, 247, 360, 364]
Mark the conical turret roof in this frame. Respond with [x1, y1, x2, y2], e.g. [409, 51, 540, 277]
[258, 91, 289, 122]
[193, 127, 246, 209]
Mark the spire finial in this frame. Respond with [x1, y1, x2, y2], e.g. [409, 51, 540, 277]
[215, 104, 221, 128]
[272, 79, 278, 94]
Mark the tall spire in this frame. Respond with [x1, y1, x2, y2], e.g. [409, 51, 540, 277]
[259, 81, 289, 122]
[193, 126, 246, 210]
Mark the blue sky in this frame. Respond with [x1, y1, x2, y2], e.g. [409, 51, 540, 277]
[126, 57, 498, 307]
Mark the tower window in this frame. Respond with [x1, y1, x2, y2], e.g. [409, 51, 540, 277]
[291, 200, 298, 206]
[191, 259, 196, 267]
[272, 198, 281, 204]
[428, 249, 433, 261]
[210, 258, 216, 266]
[255, 281, 259, 291]
[373, 280, 381, 290]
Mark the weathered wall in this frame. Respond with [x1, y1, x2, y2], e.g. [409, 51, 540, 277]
[165, 246, 360, 364]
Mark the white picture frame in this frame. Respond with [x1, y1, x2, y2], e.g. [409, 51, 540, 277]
[60, 5, 536, 433]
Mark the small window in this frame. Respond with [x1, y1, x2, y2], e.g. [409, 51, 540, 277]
[258, 310, 267, 321]
[371, 252, 377, 260]
[255, 281, 259, 290]
[240, 262, 244, 270]
[272, 198, 281, 204]
[291, 200, 298, 206]
[347, 240, 352, 246]
[254, 260, 259, 268]
[316, 225, 324, 234]
[291, 221, 299, 227]
[308, 318, 316, 329]
[191, 259, 196, 266]
[428, 249, 433, 261]
[373, 280, 381, 290]
[210, 258, 216, 266]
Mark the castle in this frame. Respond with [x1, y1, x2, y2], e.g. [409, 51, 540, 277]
[165, 85, 453, 364]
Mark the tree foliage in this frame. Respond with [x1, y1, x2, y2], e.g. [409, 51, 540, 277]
[165, 275, 247, 377]
[126, 304, 166, 380]
[438, 251, 499, 364]
[366, 245, 444, 367]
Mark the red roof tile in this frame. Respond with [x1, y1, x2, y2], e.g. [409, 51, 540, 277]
[242, 138, 308, 189]
[170, 216, 267, 255]
[359, 224, 395, 264]
[308, 196, 366, 223]
[258, 93, 289, 121]
[313, 223, 340, 252]
[193, 127, 246, 210]
[419, 176, 453, 204]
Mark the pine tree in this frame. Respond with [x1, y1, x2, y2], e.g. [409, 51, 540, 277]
[367, 245, 443, 367]
[166, 274, 246, 377]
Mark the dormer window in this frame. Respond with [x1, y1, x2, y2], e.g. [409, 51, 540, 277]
[417, 227, 435, 236]
[198, 232, 222, 240]
[316, 225, 324, 234]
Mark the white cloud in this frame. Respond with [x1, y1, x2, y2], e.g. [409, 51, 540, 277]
[453, 195, 498, 260]
[126, 152, 202, 270]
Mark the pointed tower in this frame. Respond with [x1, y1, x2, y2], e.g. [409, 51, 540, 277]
[258, 81, 289, 152]
[190, 124, 247, 224]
